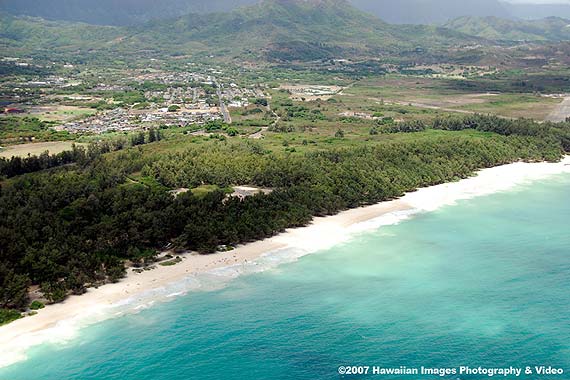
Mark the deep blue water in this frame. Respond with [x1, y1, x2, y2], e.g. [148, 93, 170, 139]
[1, 174, 569, 380]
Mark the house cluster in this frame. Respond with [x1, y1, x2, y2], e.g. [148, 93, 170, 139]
[280, 85, 342, 101]
[91, 84, 133, 92]
[222, 84, 265, 108]
[140, 106, 222, 126]
[145, 86, 205, 105]
[4, 64, 268, 135]
[339, 111, 376, 120]
[25, 75, 82, 88]
[57, 105, 223, 134]
[133, 71, 214, 86]
[56, 108, 139, 134]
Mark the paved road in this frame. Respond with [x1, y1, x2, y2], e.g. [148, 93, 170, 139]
[214, 79, 232, 124]
[546, 97, 570, 122]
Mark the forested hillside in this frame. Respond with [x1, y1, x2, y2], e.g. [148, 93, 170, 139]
[0, 0, 480, 63]
[1, 115, 569, 320]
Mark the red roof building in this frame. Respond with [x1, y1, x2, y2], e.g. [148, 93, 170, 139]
[4, 108, 25, 114]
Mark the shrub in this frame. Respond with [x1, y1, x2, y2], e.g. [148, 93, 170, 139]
[30, 301, 45, 310]
[41, 282, 67, 303]
[0, 309, 22, 326]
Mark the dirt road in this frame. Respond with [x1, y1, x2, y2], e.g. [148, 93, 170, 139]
[547, 97, 570, 122]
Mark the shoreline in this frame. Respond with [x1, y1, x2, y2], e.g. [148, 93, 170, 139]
[1, 156, 569, 368]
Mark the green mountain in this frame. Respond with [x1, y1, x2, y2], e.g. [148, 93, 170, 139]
[5, 0, 570, 26]
[351, 0, 509, 24]
[1, 0, 480, 63]
[131, 0, 480, 61]
[444, 16, 570, 42]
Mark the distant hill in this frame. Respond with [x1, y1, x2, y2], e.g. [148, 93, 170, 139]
[3, 0, 570, 26]
[1, 0, 481, 63]
[348, 1, 570, 25]
[350, 0, 510, 24]
[0, 0, 257, 26]
[134, 0, 479, 61]
[508, 3, 570, 21]
[444, 16, 570, 42]
[0, 13, 122, 54]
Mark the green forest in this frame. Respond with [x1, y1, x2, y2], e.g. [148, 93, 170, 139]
[1, 114, 569, 323]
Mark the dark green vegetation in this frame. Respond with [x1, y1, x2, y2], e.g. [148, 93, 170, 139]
[1, 114, 569, 316]
[445, 16, 570, 42]
[29, 301, 45, 310]
[0, 309, 22, 326]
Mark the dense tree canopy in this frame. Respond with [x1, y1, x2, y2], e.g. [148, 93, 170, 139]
[0, 115, 567, 316]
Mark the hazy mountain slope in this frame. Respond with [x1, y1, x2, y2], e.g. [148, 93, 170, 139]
[0, 0, 480, 63]
[444, 16, 570, 42]
[133, 0, 479, 61]
[0, 0, 257, 26]
[344, 0, 570, 24]
[348, 0, 509, 24]
[2, 0, 570, 26]
[507, 3, 570, 21]
[0, 13, 122, 53]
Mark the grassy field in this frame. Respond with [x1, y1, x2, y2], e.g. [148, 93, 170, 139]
[342, 75, 562, 120]
[0, 141, 80, 158]
[28, 105, 96, 122]
[455, 94, 562, 120]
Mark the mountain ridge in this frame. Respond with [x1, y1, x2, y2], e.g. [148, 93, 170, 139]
[126, 0, 482, 61]
[0, 0, 503, 65]
[444, 15, 570, 42]
[3, 0, 570, 26]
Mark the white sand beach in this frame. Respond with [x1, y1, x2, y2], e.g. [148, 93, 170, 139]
[1, 156, 569, 368]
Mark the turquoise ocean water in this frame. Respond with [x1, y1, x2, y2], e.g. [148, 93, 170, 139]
[1, 173, 569, 380]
